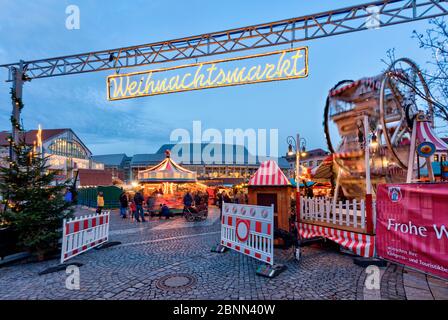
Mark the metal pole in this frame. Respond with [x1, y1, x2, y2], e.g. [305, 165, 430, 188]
[363, 115, 374, 234]
[296, 133, 300, 221]
[406, 119, 417, 183]
[363, 115, 371, 195]
[10, 62, 24, 160]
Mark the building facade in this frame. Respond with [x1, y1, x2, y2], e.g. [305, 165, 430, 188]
[94, 143, 290, 185]
[0, 128, 106, 185]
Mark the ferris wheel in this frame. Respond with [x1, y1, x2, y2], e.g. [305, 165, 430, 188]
[323, 58, 434, 198]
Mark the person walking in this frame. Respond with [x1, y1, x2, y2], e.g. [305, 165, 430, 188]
[134, 191, 145, 222]
[119, 191, 128, 219]
[96, 191, 104, 214]
[217, 192, 223, 217]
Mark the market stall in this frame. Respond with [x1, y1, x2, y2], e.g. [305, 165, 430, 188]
[137, 150, 205, 210]
[247, 160, 294, 232]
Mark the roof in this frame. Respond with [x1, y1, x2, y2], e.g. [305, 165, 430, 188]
[131, 153, 166, 166]
[138, 152, 197, 183]
[329, 74, 383, 98]
[157, 143, 259, 165]
[77, 169, 112, 186]
[417, 121, 448, 151]
[249, 160, 291, 186]
[0, 128, 92, 156]
[0, 129, 67, 146]
[92, 153, 128, 166]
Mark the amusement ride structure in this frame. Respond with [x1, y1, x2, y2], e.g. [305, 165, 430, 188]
[323, 58, 448, 200]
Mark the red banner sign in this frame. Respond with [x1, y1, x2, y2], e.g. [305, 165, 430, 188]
[376, 183, 448, 279]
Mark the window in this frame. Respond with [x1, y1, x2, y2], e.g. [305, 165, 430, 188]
[48, 138, 88, 159]
[434, 154, 439, 162]
[442, 155, 447, 162]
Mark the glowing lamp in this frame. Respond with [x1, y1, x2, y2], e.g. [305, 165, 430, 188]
[287, 144, 294, 156]
[300, 145, 307, 157]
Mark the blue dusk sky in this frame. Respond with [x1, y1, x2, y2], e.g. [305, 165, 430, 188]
[0, 0, 439, 156]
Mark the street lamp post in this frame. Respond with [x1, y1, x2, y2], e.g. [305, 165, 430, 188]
[287, 134, 307, 221]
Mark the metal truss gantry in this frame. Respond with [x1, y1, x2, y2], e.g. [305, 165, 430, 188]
[2, 0, 448, 80]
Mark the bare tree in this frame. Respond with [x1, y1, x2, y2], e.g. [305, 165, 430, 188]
[381, 19, 448, 127]
[413, 18, 448, 124]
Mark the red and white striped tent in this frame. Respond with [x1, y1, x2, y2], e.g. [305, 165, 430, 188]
[138, 150, 197, 183]
[416, 121, 448, 151]
[249, 160, 291, 186]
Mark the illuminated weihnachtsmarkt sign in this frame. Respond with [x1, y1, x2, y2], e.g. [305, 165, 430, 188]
[107, 47, 308, 100]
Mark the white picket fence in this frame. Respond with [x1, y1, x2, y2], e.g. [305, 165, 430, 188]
[61, 212, 110, 263]
[300, 197, 375, 231]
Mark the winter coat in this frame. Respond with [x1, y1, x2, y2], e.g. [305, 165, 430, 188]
[97, 196, 104, 207]
[119, 193, 128, 207]
[183, 193, 193, 207]
[134, 193, 144, 206]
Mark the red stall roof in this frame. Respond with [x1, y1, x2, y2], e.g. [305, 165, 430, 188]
[249, 160, 291, 186]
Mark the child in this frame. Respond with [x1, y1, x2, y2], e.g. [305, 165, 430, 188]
[130, 201, 137, 222]
[96, 191, 104, 214]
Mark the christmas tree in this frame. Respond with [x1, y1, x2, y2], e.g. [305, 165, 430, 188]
[0, 118, 73, 258]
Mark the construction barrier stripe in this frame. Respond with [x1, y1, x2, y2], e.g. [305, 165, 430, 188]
[61, 212, 110, 263]
[221, 203, 274, 265]
[298, 223, 375, 258]
[223, 215, 272, 236]
[65, 214, 109, 235]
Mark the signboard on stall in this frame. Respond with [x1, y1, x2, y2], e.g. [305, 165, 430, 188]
[376, 183, 448, 279]
[221, 202, 274, 265]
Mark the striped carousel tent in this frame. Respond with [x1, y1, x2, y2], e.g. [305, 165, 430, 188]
[248, 160, 291, 186]
[416, 120, 448, 151]
[138, 150, 197, 183]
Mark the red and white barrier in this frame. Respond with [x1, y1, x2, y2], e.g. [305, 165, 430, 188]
[221, 202, 274, 265]
[299, 222, 375, 258]
[61, 212, 110, 263]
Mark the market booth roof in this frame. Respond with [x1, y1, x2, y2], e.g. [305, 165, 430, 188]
[248, 160, 291, 186]
[137, 150, 197, 183]
[417, 120, 448, 151]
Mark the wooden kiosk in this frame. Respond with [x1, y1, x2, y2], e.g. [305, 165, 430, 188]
[247, 160, 294, 232]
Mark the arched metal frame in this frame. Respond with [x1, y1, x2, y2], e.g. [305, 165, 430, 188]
[379, 57, 433, 169]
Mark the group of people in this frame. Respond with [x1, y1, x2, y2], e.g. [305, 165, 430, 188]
[117, 191, 172, 222]
[182, 191, 209, 208]
[94, 187, 248, 222]
[215, 190, 248, 216]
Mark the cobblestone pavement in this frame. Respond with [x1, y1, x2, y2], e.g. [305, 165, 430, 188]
[0, 206, 446, 300]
